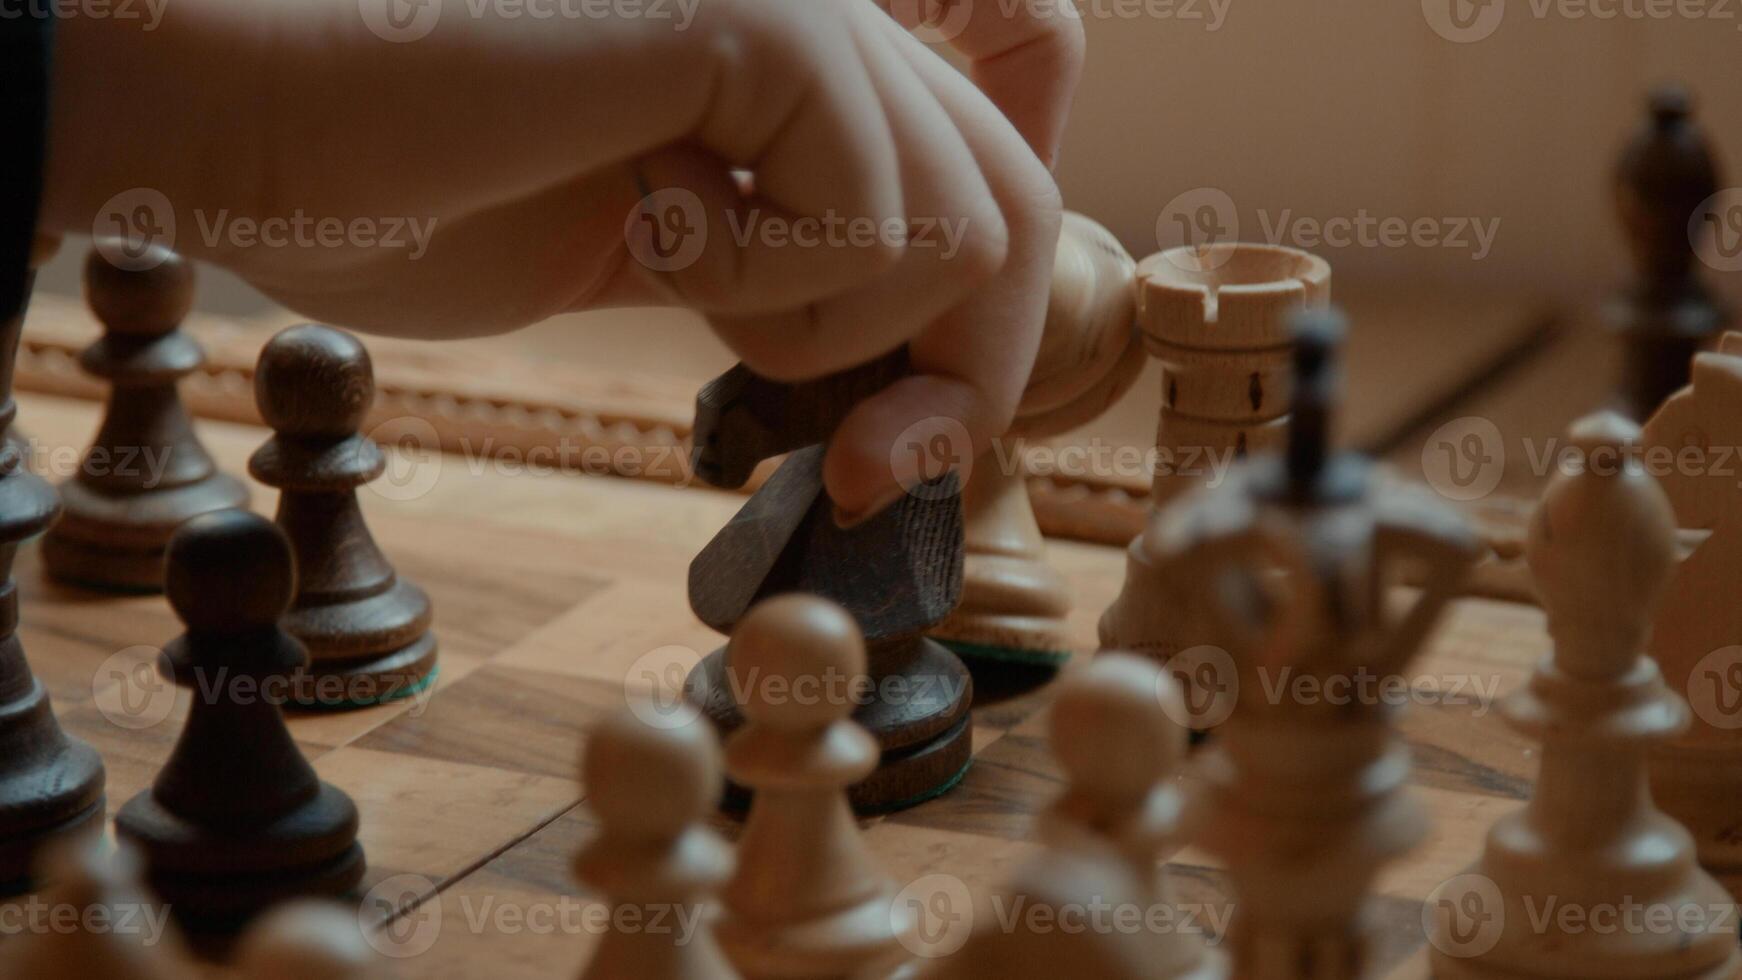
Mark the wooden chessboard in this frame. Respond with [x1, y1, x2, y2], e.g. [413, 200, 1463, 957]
[8, 276, 1713, 976]
[0, 370, 1623, 979]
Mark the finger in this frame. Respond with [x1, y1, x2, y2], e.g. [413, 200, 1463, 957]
[874, 0, 1086, 168]
[247, 171, 643, 337]
[825, 18, 1063, 522]
[696, 3, 1008, 381]
[626, 4, 916, 315]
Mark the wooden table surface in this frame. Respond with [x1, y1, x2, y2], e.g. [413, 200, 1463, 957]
[0, 289, 1700, 978]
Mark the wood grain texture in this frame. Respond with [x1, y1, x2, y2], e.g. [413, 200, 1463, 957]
[0, 326, 1684, 976]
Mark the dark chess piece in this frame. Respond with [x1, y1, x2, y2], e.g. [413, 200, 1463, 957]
[248, 324, 437, 709]
[684, 351, 974, 814]
[116, 510, 365, 930]
[42, 244, 250, 592]
[1608, 85, 1732, 420]
[0, 273, 106, 892]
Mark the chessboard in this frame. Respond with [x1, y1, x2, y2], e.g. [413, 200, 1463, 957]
[0, 340, 1592, 979]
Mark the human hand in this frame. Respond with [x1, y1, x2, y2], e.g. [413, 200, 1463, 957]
[42, 0, 1079, 521]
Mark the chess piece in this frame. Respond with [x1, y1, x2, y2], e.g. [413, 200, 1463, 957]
[715, 594, 916, 979]
[686, 350, 972, 813]
[1099, 243, 1331, 681]
[1157, 309, 1479, 979]
[575, 707, 738, 980]
[42, 244, 249, 591]
[1428, 412, 1741, 979]
[249, 324, 437, 709]
[1608, 85, 1730, 421]
[1639, 332, 1742, 897]
[116, 509, 366, 930]
[924, 849, 1154, 980]
[1040, 654, 1227, 978]
[235, 902, 380, 979]
[0, 838, 190, 980]
[931, 212, 1146, 667]
[0, 272, 105, 892]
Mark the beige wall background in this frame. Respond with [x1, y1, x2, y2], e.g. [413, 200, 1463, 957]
[1059, 0, 1740, 306]
[34, 3, 1742, 342]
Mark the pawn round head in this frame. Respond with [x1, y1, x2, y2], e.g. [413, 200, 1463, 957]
[235, 902, 376, 980]
[84, 244, 194, 336]
[255, 325, 375, 439]
[1050, 654, 1186, 802]
[727, 594, 868, 732]
[584, 708, 722, 839]
[165, 510, 297, 633]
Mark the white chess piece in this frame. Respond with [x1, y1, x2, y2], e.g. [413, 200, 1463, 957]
[0, 839, 189, 980]
[1428, 412, 1742, 979]
[574, 707, 739, 980]
[715, 594, 915, 980]
[1041, 653, 1227, 979]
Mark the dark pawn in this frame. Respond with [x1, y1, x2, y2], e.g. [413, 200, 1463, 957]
[248, 325, 436, 709]
[116, 510, 365, 930]
[0, 274, 106, 892]
[1608, 85, 1732, 420]
[42, 244, 250, 591]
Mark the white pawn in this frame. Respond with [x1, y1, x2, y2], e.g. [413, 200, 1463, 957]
[0, 839, 189, 980]
[1040, 654, 1227, 979]
[574, 707, 739, 980]
[716, 595, 914, 980]
[235, 901, 379, 979]
[1428, 412, 1742, 979]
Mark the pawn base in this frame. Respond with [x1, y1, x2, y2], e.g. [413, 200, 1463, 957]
[41, 536, 179, 594]
[292, 633, 440, 711]
[115, 783, 365, 931]
[284, 578, 439, 711]
[685, 638, 974, 814]
[43, 474, 251, 594]
[717, 883, 914, 980]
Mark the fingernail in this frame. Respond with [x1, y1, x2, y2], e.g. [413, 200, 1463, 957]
[832, 486, 909, 530]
